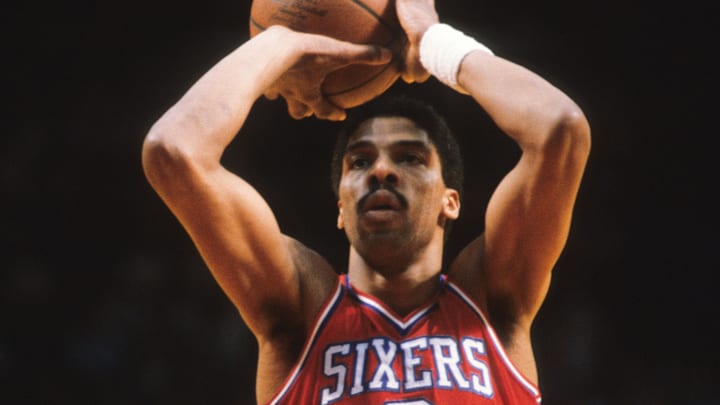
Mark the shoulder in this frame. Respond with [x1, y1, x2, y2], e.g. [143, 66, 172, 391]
[255, 237, 338, 343]
[285, 237, 340, 329]
[446, 235, 530, 345]
[254, 238, 341, 401]
[446, 235, 488, 308]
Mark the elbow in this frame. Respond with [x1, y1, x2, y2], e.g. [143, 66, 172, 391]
[142, 128, 173, 183]
[541, 105, 592, 163]
[141, 119, 198, 191]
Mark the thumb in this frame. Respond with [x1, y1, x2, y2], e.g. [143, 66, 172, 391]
[401, 45, 430, 83]
[340, 44, 393, 66]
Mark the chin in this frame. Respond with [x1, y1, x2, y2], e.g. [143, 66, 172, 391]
[358, 228, 421, 256]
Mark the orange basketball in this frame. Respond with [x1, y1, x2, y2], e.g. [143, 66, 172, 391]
[249, 0, 406, 109]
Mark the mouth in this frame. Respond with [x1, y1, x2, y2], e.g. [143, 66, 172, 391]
[359, 189, 404, 214]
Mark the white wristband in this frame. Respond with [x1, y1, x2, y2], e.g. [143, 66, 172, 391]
[419, 23, 494, 94]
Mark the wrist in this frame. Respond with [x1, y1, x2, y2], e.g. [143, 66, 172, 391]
[419, 23, 494, 94]
[406, 18, 439, 46]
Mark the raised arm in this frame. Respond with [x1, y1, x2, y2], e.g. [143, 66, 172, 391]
[456, 45, 591, 327]
[397, 1, 591, 335]
[141, 26, 391, 342]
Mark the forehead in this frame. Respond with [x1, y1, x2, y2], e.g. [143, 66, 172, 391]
[347, 116, 432, 148]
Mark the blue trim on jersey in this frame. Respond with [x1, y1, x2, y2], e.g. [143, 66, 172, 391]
[344, 275, 440, 336]
[443, 280, 542, 401]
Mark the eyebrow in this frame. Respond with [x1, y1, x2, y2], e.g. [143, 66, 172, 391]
[345, 139, 432, 154]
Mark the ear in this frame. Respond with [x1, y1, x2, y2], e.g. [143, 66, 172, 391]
[442, 189, 460, 220]
[337, 200, 344, 229]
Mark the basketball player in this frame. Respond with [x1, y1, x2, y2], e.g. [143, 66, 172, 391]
[142, 0, 590, 403]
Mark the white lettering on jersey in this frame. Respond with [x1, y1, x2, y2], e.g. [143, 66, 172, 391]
[462, 337, 494, 397]
[428, 337, 470, 389]
[321, 344, 350, 405]
[400, 337, 433, 390]
[319, 336, 493, 403]
[369, 338, 401, 391]
[350, 342, 369, 395]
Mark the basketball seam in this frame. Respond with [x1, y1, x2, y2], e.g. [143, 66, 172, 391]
[249, 17, 398, 49]
[249, 16, 265, 31]
[250, 1, 402, 36]
[249, 2, 406, 100]
[322, 56, 397, 97]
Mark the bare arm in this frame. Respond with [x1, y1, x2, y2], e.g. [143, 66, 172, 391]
[141, 26, 391, 341]
[396, 1, 590, 331]
[456, 52, 591, 326]
[448, 49, 591, 385]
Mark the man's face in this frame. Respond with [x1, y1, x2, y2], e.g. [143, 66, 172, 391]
[337, 116, 459, 254]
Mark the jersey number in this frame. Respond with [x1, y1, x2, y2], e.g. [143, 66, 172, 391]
[384, 400, 433, 405]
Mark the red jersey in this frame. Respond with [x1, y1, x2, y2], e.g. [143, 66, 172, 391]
[266, 274, 541, 405]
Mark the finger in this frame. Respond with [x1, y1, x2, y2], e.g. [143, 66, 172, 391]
[401, 72, 416, 84]
[308, 96, 346, 121]
[356, 45, 393, 66]
[285, 97, 313, 120]
[400, 46, 427, 83]
[412, 68, 431, 83]
[327, 43, 393, 68]
[264, 87, 280, 100]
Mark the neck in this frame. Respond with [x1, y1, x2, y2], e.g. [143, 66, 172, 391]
[347, 231, 445, 316]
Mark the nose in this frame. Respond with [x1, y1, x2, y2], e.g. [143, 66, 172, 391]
[367, 155, 398, 187]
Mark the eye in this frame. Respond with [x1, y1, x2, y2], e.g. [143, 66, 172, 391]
[400, 153, 424, 165]
[349, 156, 371, 170]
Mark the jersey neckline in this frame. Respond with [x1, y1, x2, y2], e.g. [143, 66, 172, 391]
[342, 273, 446, 336]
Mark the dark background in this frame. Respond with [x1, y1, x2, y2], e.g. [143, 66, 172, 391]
[3, 0, 717, 404]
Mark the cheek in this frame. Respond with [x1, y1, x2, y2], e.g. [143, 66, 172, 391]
[411, 171, 442, 194]
[338, 178, 354, 201]
[338, 179, 359, 215]
[414, 174, 447, 209]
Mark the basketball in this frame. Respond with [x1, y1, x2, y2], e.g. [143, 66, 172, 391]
[249, 0, 405, 109]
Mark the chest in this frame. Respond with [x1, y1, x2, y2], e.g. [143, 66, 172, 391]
[266, 283, 541, 405]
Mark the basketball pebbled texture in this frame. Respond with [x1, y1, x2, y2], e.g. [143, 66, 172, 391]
[249, 0, 406, 109]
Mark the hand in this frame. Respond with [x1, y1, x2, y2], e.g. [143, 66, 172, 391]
[395, 0, 439, 84]
[263, 27, 392, 121]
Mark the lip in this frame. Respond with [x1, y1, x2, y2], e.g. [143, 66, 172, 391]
[361, 189, 402, 213]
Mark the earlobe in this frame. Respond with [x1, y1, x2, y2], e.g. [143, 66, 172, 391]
[443, 189, 460, 220]
[337, 201, 344, 229]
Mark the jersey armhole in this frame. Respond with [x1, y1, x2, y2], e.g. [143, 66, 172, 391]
[445, 279, 542, 402]
[266, 278, 344, 405]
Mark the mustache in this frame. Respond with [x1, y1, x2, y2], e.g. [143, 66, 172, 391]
[356, 184, 408, 214]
